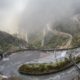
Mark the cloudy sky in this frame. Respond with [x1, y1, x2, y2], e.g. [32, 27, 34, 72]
[0, 0, 80, 34]
[0, 0, 28, 34]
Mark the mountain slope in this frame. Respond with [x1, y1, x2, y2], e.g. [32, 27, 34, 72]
[27, 15, 80, 49]
[0, 31, 27, 53]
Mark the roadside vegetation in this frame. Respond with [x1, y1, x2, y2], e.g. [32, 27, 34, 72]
[44, 35, 69, 49]
[0, 31, 27, 54]
[27, 21, 80, 49]
[71, 33, 80, 48]
[27, 33, 70, 49]
[18, 56, 80, 75]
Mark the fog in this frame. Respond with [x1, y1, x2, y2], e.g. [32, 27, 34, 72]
[0, 0, 80, 34]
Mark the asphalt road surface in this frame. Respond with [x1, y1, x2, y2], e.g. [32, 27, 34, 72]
[0, 48, 80, 80]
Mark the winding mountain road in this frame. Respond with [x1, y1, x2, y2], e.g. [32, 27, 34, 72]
[0, 48, 80, 80]
[46, 24, 73, 49]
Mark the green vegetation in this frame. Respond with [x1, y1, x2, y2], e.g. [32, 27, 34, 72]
[52, 20, 80, 49]
[44, 35, 69, 49]
[28, 40, 41, 49]
[71, 33, 80, 48]
[19, 58, 70, 74]
[27, 32, 69, 49]
[18, 56, 80, 75]
[0, 31, 27, 54]
[28, 32, 42, 49]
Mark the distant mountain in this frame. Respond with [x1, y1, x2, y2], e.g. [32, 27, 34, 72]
[27, 14, 80, 49]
